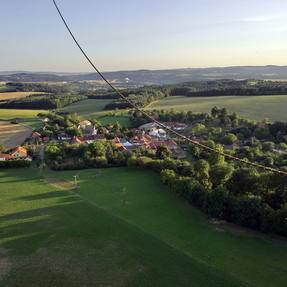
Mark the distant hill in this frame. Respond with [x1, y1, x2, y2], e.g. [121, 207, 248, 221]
[1, 65, 287, 85]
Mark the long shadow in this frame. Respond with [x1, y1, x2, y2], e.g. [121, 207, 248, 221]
[13, 190, 71, 201]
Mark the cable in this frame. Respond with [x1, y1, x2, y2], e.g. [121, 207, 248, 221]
[52, 0, 287, 176]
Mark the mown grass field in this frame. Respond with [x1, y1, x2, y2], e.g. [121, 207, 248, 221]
[62, 99, 131, 126]
[148, 95, 287, 122]
[1, 167, 286, 286]
[0, 92, 44, 101]
[0, 121, 32, 148]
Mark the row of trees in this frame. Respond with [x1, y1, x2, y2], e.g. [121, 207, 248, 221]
[170, 79, 287, 97]
[0, 93, 87, 110]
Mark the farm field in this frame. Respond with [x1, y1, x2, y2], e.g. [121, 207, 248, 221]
[61, 99, 112, 116]
[62, 99, 130, 126]
[0, 168, 245, 287]
[0, 109, 44, 120]
[0, 121, 32, 148]
[0, 92, 43, 101]
[1, 167, 283, 287]
[148, 95, 287, 122]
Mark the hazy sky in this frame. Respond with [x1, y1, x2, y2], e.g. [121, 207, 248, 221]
[1, 0, 287, 72]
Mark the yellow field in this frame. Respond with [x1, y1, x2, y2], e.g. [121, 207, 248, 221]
[0, 91, 43, 101]
[0, 121, 32, 148]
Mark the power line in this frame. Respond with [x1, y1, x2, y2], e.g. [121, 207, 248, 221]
[52, 0, 287, 176]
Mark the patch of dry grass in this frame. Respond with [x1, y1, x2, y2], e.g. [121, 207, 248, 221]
[0, 92, 44, 101]
[0, 121, 32, 148]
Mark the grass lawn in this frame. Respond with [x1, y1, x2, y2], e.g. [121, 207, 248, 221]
[148, 95, 287, 122]
[47, 168, 287, 287]
[0, 168, 246, 287]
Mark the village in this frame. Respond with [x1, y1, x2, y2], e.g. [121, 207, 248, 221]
[0, 113, 188, 165]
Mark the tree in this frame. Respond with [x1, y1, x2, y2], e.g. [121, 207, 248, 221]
[205, 186, 229, 218]
[161, 169, 177, 188]
[211, 106, 219, 118]
[227, 168, 261, 196]
[210, 163, 233, 188]
[89, 140, 107, 157]
[194, 159, 211, 189]
[223, 133, 237, 145]
[156, 145, 172, 159]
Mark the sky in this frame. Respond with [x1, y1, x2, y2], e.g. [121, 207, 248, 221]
[1, 0, 287, 72]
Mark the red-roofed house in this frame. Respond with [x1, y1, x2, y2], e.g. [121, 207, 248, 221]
[11, 146, 28, 159]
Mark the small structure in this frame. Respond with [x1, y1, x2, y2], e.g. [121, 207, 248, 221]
[11, 146, 28, 159]
[0, 154, 12, 161]
[0, 146, 32, 162]
[148, 128, 167, 139]
[58, 133, 72, 141]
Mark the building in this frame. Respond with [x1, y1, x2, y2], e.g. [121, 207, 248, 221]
[0, 154, 12, 161]
[11, 146, 28, 159]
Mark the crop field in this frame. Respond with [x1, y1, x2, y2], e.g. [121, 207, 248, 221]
[1, 167, 286, 287]
[0, 92, 43, 101]
[148, 95, 287, 122]
[0, 121, 32, 148]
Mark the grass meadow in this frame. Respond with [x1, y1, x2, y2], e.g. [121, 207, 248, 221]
[1, 167, 286, 286]
[62, 99, 131, 126]
[148, 95, 287, 122]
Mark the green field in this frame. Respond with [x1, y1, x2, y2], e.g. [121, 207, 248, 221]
[148, 95, 287, 122]
[62, 99, 130, 126]
[1, 167, 286, 286]
[0, 109, 44, 120]
[62, 99, 112, 117]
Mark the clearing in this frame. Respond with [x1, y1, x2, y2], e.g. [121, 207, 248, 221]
[0, 167, 286, 287]
[0, 121, 32, 148]
[148, 95, 287, 122]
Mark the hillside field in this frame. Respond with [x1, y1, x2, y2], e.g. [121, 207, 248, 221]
[0, 167, 286, 287]
[148, 95, 287, 122]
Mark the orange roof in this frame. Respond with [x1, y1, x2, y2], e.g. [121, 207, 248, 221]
[15, 146, 27, 153]
[0, 154, 12, 160]
[31, 132, 41, 138]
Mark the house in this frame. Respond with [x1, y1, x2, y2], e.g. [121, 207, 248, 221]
[78, 120, 92, 130]
[139, 122, 159, 130]
[71, 136, 85, 144]
[0, 154, 12, 161]
[11, 146, 28, 159]
[58, 133, 72, 141]
[164, 122, 188, 131]
[129, 135, 152, 147]
[148, 128, 167, 139]
[30, 132, 42, 143]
